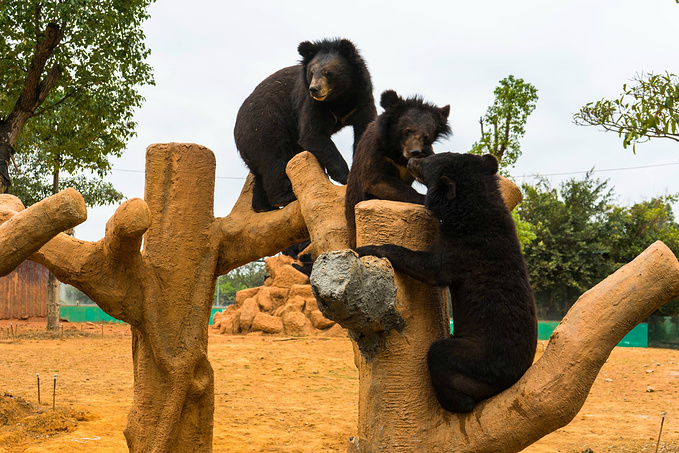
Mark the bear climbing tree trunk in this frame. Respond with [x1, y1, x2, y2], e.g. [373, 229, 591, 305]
[309, 193, 679, 452]
[26, 143, 308, 452]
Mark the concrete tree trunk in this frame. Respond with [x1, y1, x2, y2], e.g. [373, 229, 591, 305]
[28, 143, 309, 452]
[310, 193, 679, 452]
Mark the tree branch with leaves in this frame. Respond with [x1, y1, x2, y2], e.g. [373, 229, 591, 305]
[0, 0, 155, 205]
[574, 72, 679, 152]
[470, 75, 538, 174]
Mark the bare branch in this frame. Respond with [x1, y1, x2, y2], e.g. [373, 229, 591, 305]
[33, 3, 42, 43]
[36, 63, 62, 107]
[103, 197, 151, 262]
[30, 197, 153, 325]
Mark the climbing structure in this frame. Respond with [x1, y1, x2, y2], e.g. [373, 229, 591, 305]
[2, 144, 678, 453]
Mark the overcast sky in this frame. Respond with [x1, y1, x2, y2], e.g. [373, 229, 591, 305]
[73, 0, 679, 241]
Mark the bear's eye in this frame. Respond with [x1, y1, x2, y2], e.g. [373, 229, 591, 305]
[423, 134, 430, 141]
[326, 70, 333, 78]
[404, 128, 414, 136]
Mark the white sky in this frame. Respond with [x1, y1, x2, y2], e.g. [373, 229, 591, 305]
[74, 0, 679, 241]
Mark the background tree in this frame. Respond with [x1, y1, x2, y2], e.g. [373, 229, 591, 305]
[518, 172, 679, 318]
[469, 75, 539, 248]
[214, 260, 266, 306]
[511, 209, 536, 251]
[518, 172, 613, 319]
[1, 0, 155, 331]
[8, 146, 123, 207]
[0, 0, 155, 204]
[574, 72, 679, 152]
[604, 195, 679, 316]
[470, 75, 538, 174]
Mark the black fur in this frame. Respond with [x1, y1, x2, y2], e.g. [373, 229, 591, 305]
[282, 239, 313, 276]
[234, 38, 376, 212]
[345, 90, 450, 247]
[355, 152, 537, 413]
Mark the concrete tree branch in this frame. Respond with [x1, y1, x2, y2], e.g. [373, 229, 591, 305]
[0, 188, 86, 276]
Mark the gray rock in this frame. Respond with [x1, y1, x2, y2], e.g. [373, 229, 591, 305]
[310, 250, 405, 359]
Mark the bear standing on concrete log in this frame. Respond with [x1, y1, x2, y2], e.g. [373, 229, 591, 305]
[355, 152, 537, 413]
[234, 38, 377, 212]
[345, 90, 450, 247]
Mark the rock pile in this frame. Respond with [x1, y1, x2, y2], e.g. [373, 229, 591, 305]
[211, 254, 345, 337]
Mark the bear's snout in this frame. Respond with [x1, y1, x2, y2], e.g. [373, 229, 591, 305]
[308, 80, 330, 101]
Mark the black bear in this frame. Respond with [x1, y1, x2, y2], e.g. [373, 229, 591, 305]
[282, 239, 313, 276]
[355, 152, 537, 413]
[234, 38, 377, 212]
[345, 90, 450, 247]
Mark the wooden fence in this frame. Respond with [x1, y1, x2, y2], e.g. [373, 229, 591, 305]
[0, 260, 50, 319]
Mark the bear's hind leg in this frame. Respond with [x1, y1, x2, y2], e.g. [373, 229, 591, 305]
[427, 337, 501, 413]
[262, 171, 296, 208]
[429, 376, 477, 413]
[252, 174, 277, 212]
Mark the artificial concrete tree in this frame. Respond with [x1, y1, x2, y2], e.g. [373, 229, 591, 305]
[310, 187, 679, 452]
[4, 144, 678, 452]
[27, 143, 309, 452]
[0, 188, 86, 276]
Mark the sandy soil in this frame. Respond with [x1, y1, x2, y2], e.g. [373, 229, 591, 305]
[0, 319, 678, 452]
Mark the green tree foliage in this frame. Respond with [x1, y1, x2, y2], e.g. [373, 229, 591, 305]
[8, 145, 123, 207]
[214, 260, 267, 306]
[512, 209, 536, 252]
[574, 72, 679, 152]
[0, 0, 155, 205]
[604, 195, 679, 317]
[470, 75, 538, 174]
[519, 173, 679, 318]
[605, 195, 679, 267]
[518, 172, 613, 319]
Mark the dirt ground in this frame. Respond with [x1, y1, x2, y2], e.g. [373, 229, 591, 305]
[0, 319, 678, 452]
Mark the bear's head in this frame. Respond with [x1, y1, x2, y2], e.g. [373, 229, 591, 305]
[378, 90, 451, 161]
[298, 38, 363, 102]
[407, 152, 499, 220]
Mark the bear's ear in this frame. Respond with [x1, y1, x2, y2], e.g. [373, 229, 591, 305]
[481, 154, 499, 175]
[438, 105, 450, 120]
[441, 175, 456, 200]
[298, 41, 316, 60]
[338, 39, 357, 58]
[380, 90, 400, 110]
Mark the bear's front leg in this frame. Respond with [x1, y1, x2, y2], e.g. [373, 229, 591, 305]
[365, 178, 425, 205]
[305, 140, 349, 184]
[355, 244, 450, 287]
